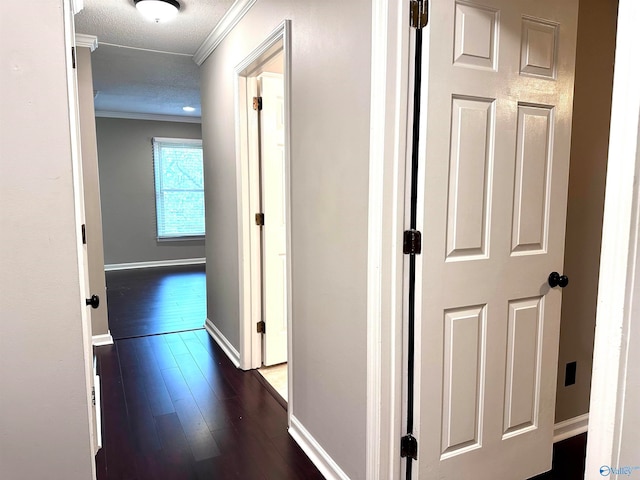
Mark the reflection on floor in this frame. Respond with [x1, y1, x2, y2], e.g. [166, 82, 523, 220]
[106, 265, 206, 339]
[258, 363, 288, 402]
[95, 332, 322, 479]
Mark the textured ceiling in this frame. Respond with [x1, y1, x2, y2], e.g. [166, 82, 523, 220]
[91, 45, 202, 117]
[74, 0, 236, 119]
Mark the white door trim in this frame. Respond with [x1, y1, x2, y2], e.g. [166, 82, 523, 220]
[585, 0, 640, 477]
[234, 20, 293, 418]
[366, 1, 411, 478]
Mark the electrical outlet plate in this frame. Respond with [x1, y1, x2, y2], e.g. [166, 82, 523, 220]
[565, 361, 577, 386]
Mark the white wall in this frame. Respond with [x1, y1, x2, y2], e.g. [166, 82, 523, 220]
[0, 0, 94, 478]
[200, 1, 371, 477]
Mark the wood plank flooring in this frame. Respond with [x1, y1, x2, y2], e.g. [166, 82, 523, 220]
[99, 265, 321, 478]
[529, 433, 588, 480]
[106, 265, 206, 339]
[95, 330, 323, 479]
[99, 265, 587, 479]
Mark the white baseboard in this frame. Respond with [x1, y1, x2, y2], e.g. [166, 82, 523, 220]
[204, 318, 240, 368]
[554, 413, 589, 443]
[92, 332, 114, 346]
[289, 415, 350, 480]
[104, 258, 205, 271]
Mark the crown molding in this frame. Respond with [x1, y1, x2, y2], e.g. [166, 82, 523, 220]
[75, 34, 98, 52]
[193, 0, 257, 66]
[95, 110, 201, 124]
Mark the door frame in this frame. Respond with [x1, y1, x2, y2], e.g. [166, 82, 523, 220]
[366, 1, 412, 478]
[234, 20, 292, 398]
[584, 0, 640, 476]
[368, 0, 640, 478]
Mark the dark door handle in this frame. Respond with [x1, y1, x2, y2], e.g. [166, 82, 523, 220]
[548, 272, 569, 288]
[86, 294, 100, 309]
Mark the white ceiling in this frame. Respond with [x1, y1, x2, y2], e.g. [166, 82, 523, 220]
[74, 0, 236, 119]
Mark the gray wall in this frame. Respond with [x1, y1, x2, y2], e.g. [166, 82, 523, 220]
[0, 0, 95, 477]
[96, 117, 205, 265]
[78, 46, 109, 336]
[200, 1, 371, 477]
[555, 0, 618, 423]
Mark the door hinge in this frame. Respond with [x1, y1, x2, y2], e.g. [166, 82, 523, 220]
[253, 96, 263, 111]
[403, 230, 422, 255]
[257, 321, 266, 334]
[255, 213, 265, 226]
[410, 1, 429, 29]
[71, 46, 76, 69]
[400, 434, 418, 460]
[91, 386, 96, 406]
[81, 224, 87, 244]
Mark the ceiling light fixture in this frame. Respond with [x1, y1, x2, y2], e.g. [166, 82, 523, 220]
[134, 0, 180, 23]
[182, 106, 196, 112]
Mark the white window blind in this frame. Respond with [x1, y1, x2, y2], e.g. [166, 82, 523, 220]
[152, 137, 205, 239]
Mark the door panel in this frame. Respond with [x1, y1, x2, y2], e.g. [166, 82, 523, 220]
[512, 104, 553, 254]
[446, 96, 493, 260]
[414, 0, 578, 478]
[441, 304, 485, 457]
[65, 6, 98, 455]
[453, 2, 499, 71]
[259, 73, 288, 367]
[503, 295, 543, 437]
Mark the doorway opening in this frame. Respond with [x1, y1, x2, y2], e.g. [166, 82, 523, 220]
[234, 21, 292, 408]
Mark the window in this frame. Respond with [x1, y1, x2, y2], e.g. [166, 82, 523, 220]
[152, 137, 205, 239]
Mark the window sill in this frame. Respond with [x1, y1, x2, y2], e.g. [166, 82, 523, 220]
[156, 236, 205, 243]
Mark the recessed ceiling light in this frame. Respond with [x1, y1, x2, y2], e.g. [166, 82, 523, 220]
[182, 106, 196, 112]
[134, 0, 180, 23]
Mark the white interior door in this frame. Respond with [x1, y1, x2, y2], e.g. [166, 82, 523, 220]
[65, 6, 99, 455]
[259, 73, 288, 366]
[413, 0, 578, 478]
[72, 75, 100, 457]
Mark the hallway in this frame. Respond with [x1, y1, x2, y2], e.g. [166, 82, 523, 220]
[94, 329, 322, 479]
[97, 265, 318, 478]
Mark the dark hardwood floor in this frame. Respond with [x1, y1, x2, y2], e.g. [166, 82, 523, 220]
[99, 265, 587, 479]
[106, 265, 207, 339]
[530, 433, 587, 480]
[95, 330, 323, 479]
[99, 265, 322, 479]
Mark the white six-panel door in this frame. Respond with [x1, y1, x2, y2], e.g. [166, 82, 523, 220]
[65, 5, 99, 455]
[259, 73, 288, 366]
[414, 0, 578, 478]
